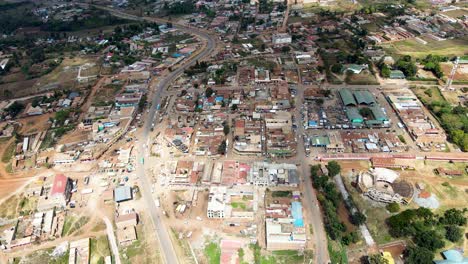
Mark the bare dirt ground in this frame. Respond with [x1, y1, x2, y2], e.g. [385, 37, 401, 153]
[441, 63, 468, 81]
[17, 113, 52, 135]
[57, 129, 91, 145]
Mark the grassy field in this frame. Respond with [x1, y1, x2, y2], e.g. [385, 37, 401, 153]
[303, 0, 360, 13]
[121, 224, 161, 264]
[90, 236, 111, 264]
[62, 216, 89, 237]
[328, 239, 348, 264]
[204, 242, 221, 264]
[346, 72, 379, 85]
[411, 86, 446, 105]
[381, 37, 468, 59]
[0, 194, 20, 219]
[1, 140, 16, 163]
[250, 243, 314, 264]
[16, 247, 69, 264]
[342, 175, 394, 244]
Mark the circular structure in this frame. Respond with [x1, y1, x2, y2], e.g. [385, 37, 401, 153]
[357, 168, 414, 204]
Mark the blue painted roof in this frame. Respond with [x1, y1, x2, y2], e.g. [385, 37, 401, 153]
[434, 250, 468, 264]
[291, 202, 304, 227]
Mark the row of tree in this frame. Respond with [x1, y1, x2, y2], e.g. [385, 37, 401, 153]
[311, 162, 362, 245]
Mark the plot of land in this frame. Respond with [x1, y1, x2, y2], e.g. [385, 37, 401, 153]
[381, 37, 468, 58]
[443, 9, 468, 18]
[90, 236, 111, 264]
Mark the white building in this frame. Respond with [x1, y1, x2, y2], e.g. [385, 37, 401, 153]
[207, 186, 227, 218]
[272, 33, 292, 45]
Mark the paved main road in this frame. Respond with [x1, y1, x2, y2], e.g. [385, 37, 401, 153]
[100, 7, 217, 264]
[294, 86, 330, 264]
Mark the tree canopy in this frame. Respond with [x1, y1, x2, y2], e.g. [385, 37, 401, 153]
[327, 161, 341, 177]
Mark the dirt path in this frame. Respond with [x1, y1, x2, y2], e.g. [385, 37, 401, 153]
[79, 77, 108, 120]
[103, 216, 121, 264]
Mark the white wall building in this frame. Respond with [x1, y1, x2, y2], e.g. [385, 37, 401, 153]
[272, 33, 292, 45]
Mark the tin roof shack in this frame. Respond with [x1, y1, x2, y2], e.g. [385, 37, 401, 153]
[265, 201, 306, 251]
[69, 238, 90, 264]
[37, 174, 72, 211]
[340, 131, 406, 153]
[264, 111, 296, 157]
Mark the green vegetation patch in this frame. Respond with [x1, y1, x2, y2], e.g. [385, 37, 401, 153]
[62, 216, 89, 237]
[2, 140, 16, 163]
[204, 242, 221, 264]
[271, 191, 292, 198]
[90, 236, 111, 264]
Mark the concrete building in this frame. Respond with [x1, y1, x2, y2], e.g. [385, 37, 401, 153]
[272, 33, 292, 45]
[265, 201, 306, 250]
[37, 174, 72, 211]
[207, 186, 227, 218]
[116, 212, 138, 229]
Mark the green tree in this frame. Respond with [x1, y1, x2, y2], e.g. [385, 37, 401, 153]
[327, 161, 341, 177]
[404, 246, 434, 264]
[205, 87, 214, 98]
[395, 56, 417, 77]
[350, 212, 367, 226]
[367, 254, 389, 264]
[6, 101, 24, 117]
[54, 110, 70, 125]
[223, 123, 230, 135]
[413, 230, 444, 251]
[445, 225, 463, 242]
[218, 141, 227, 155]
[381, 64, 391, 78]
[439, 208, 467, 226]
[386, 202, 400, 213]
[331, 64, 342, 74]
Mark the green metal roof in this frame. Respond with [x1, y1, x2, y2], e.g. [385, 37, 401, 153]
[366, 120, 383, 125]
[353, 90, 376, 105]
[339, 89, 357, 106]
[345, 107, 363, 123]
[370, 105, 389, 121]
[390, 70, 405, 79]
